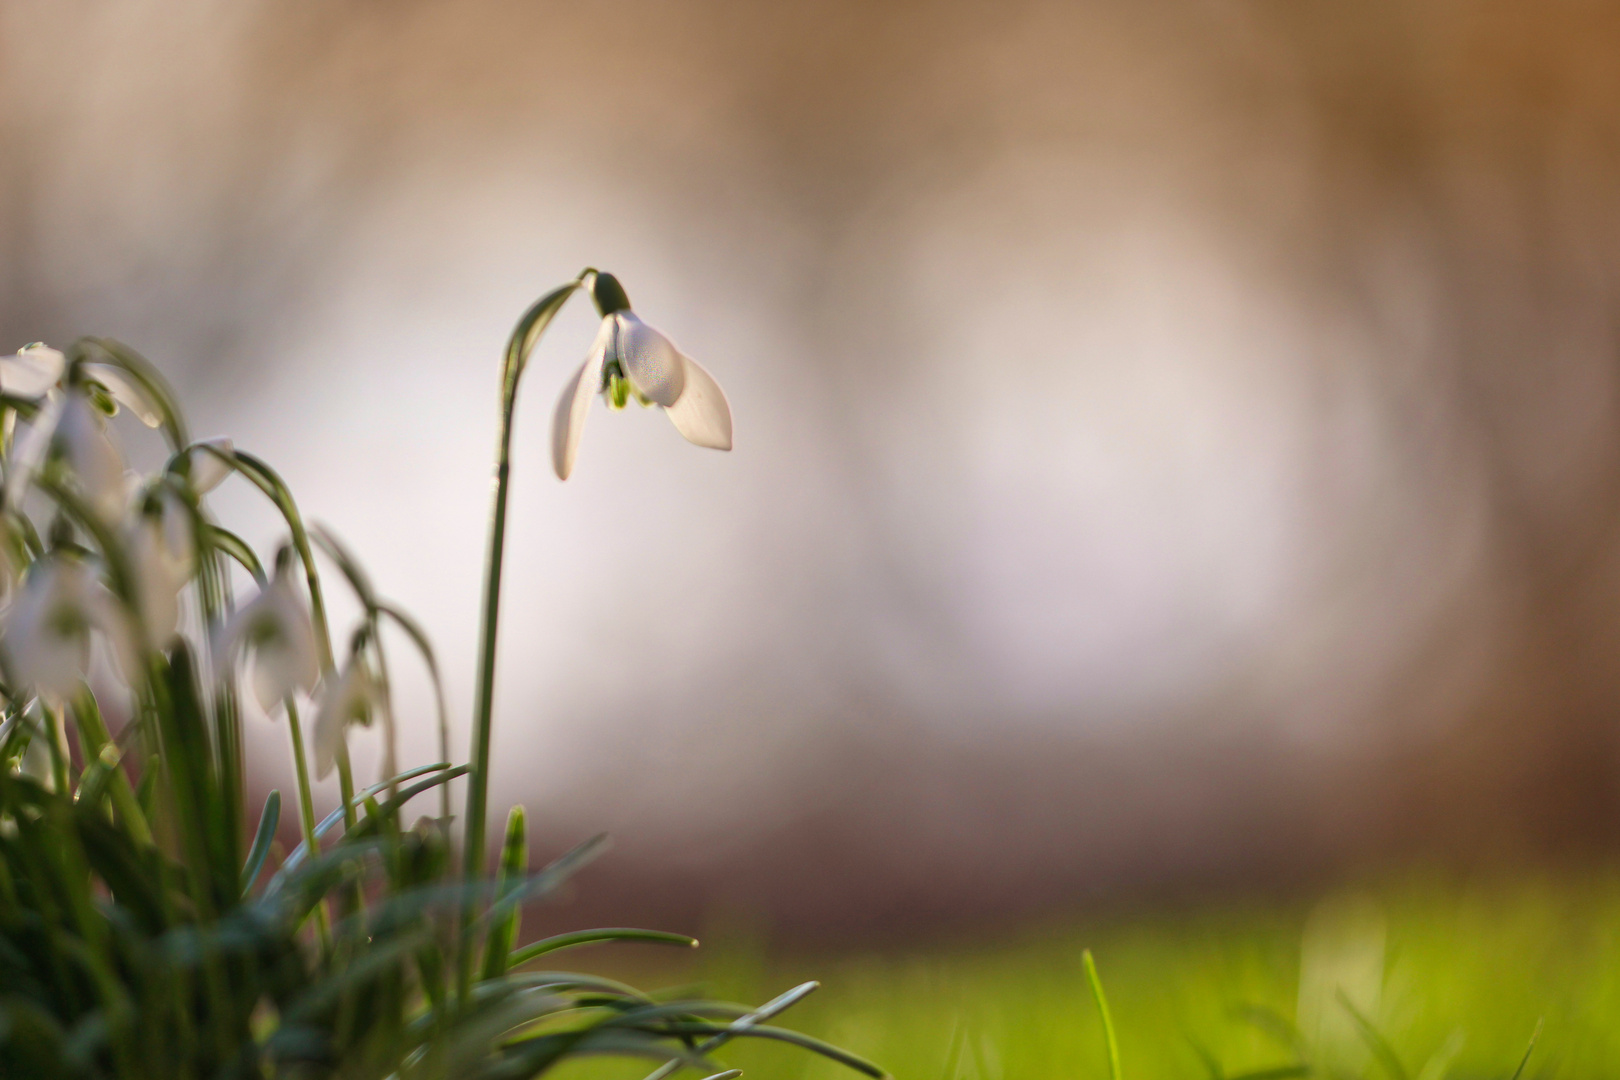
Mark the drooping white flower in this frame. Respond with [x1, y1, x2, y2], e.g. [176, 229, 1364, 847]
[5, 389, 128, 522]
[181, 437, 235, 493]
[2, 557, 138, 700]
[214, 560, 320, 711]
[312, 654, 386, 780]
[127, 490, 194, 649]
[80, 363, 163, 428]
[53, 391, 128, 522]
[551, 273, 733, 480]
[0, 344, 65, 397]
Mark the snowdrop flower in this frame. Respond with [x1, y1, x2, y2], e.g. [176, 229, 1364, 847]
[6, 389, 128, 522]
[552, 272, 733, 480]
[53, 391, 128, 522]
[79, 363, 164, 428]
[214, 559, 320, 711]
[2, 556, 137, 700]
[2, 350, 164, 517]
[179, 437, 235, 493]
[0, 344, 65, 397]
[312, 655, 386, 780]
[127, 490, 194, 648]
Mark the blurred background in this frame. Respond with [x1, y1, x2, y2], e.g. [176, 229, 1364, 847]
[6, 0, 1620, 968]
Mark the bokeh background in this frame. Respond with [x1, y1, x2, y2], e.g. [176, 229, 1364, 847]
[6, 0, 1620, 955]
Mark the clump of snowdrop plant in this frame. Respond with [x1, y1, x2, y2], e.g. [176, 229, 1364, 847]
[0, 278, 877, 1080]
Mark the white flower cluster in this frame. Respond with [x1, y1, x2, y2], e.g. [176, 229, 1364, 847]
[0, 343, 374, 780]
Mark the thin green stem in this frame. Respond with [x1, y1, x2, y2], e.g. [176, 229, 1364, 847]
[284, 698, 332, 952]
[371, 616, 400, 801]
[459, 425, 514, 998]
[460, 275, 588, 997]
[46, 701, 70, 796]
[195, 533, 244, 859]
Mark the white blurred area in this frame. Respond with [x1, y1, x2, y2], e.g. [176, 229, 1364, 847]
[5, 1, 1620, 936]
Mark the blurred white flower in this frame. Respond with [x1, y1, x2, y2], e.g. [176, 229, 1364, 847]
[2, 557, 137, 700]
[80, 363, 163, 428]
[53, 392, 128, 522]
[0, 344, 65, 397]
[182, 437, 235, 493]
[214, 561, 320, 710]
[312, 655, 386, 780]
[0, 347, 157, 423]
[5, 389, 129, 522]
[552, 275, 732, 480]
[127, 491, 194, 648]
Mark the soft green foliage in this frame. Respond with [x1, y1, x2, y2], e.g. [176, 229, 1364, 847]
[0, 305, 876, 1079]
[629, 879, 1620, 1080]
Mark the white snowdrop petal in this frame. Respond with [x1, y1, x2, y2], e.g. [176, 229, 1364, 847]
[87, 588, 141, 687]
[218, 564, 320, 712]
[56, 394, 128, 522]
[82, 364, 163, 427]
[0, 346, 65, 397]
[251, 652, 293, 712]
[160, 493, 193, 572]
[187, 438, 234, 493]
[613, 313, 686, 407]
[129, 517, 184, 647]
[4, 562, 93, 699]
[312, 661, 375, 780]
[551, 326, 609, 481]
[270, 586, 321, 693]
[6, 395, 62, 510]
[313, 684, 343, 779]
[663, 355, 733, 451]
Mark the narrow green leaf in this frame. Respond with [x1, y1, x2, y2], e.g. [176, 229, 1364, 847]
[643, 982, 822, 1080]
[482, 805, 527, 981]
[269, 762, 455, 883]
[240, 789, 281, 896]
[654, 1023, 884, 1078]
[509, 928, 698, 968]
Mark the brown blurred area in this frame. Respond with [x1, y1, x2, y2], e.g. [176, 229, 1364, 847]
[7, 0, 1620, 944]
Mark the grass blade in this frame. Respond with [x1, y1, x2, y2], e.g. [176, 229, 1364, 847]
[1085, 949, 1121, 1080]
[1508, 1019, 1543, 1080]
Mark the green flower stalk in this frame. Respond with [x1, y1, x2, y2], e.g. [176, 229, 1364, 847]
[462, 270, 732, 944]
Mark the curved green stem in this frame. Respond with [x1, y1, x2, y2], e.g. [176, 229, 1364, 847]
[459, 274, 588, 996]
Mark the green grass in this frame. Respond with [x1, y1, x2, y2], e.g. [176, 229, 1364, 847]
[560, 874, 1620, 1080]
